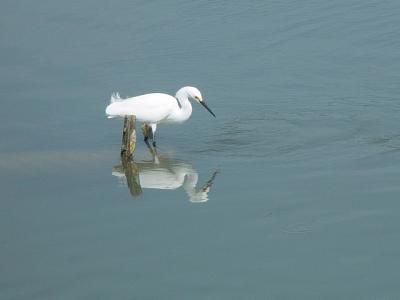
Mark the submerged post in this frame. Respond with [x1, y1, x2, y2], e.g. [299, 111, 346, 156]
[121, 115, 136, 159]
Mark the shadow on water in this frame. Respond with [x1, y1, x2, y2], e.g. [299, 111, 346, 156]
[112, 149, 219, 203]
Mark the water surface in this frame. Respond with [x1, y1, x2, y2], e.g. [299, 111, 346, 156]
[1, 1, 400, 299]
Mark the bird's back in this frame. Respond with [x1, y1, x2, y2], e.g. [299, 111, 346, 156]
[105, 93, 177, 123]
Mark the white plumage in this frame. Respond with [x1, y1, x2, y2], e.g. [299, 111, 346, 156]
[105, 86, 215, 146]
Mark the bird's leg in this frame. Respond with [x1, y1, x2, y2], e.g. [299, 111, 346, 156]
[141, 123, 156, 151]
[145, 141, 158, 157]
[141, 123, 157, 148]
[142, 124, 152, 150]
[141, 123, 148, 142]
[141, 123, 152, 143]
[150, 124, 157, 147]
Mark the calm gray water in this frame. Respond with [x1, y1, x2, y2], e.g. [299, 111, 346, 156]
[1, 1, 400, 299]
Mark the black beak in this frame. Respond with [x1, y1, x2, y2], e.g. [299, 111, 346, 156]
[200, 101, 216, 118]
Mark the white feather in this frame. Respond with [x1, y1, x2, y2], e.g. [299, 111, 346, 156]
[110, 92, 122, 103]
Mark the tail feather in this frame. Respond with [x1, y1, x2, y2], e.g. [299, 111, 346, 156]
[106, 92, 126, 118]
[110, 92, 122, 103]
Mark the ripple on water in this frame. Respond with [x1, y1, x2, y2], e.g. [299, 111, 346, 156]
[189, 104, 369, 163]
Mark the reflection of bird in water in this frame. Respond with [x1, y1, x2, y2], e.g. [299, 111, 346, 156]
[112, 152, 218, 203]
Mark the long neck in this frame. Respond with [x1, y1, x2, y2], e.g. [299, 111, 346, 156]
[175, 89, 193, 122]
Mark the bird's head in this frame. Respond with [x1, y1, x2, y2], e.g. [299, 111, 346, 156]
[182, 86, 216, 118]
[185, 86, 203, 102]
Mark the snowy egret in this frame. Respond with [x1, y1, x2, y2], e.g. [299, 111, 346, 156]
[105, 86, 215, 147]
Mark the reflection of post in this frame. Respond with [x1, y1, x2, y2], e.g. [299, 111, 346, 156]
[121, 156, 142, 197]
[121, 116, 136, 158]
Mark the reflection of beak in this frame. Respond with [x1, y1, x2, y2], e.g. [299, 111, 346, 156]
[201, 170, 219, 192]
[199, 101, 216, 118]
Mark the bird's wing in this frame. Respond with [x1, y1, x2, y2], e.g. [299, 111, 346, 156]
[105, 93, 177, 123]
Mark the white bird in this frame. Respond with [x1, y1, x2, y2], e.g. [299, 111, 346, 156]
[105, 86, 215, 147]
